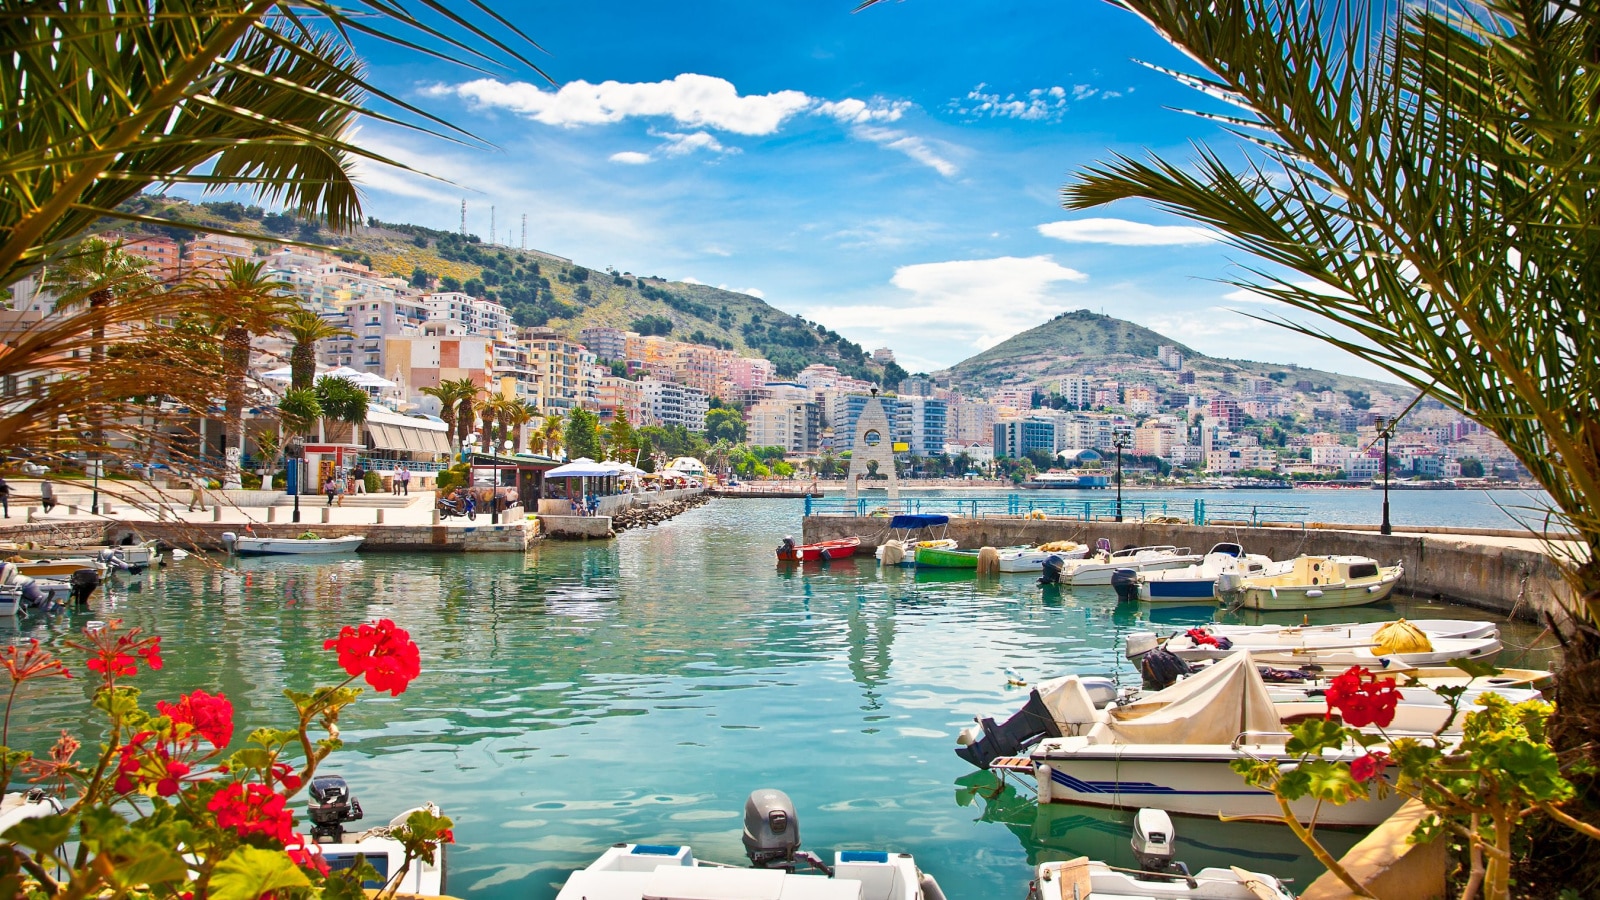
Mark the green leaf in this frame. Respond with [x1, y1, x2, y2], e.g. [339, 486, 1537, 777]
[209, 846, 312, 900]
[1300, 759, 1364, 804]
[321, 856, 383, 900]
[1285, 718, 1349, 756]
[1448, 658, 1503, 679]
[1, 812, 74, 853]
[100, 835, 189, 888]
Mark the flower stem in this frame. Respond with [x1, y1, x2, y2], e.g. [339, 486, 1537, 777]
[1276, 795, 1378, 898]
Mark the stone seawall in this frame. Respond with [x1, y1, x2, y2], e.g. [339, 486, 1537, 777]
[0, 519, 109, 548]
[105, 520, 531, 553]
[801, 516, 1572, 621]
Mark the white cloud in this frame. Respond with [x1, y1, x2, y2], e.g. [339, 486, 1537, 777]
[948, 82, 1070, 121]
[609, 151, 653, 165]
[676, 276, 763, 299]
[803, 255, 1086, 353]
[815, 98, 911, 124]
[429, 73, 812, 135]
[1221, 280, 1352, 304]
[852, 126, 959, 177]
[655, 130, 737, 156]
[1038, 217, 1218, 246]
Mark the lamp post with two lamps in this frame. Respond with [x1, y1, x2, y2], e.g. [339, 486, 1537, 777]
[1375, 416, 1394, 535]
[286, 439, 304, 524]
[1112, 429, 1131, 522]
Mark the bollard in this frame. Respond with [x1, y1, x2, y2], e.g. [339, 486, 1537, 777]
[266, 506, 276, 523]
[432, 510, 440, 525]
[213, 506, 222, 522]
[102, 502, 113, 514]
[375, 509, 385, 524]
[321, 508, 330, 524]
[68, 505, 79, 515]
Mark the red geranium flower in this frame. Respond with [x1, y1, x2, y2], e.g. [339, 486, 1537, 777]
[158, 689, 235, 750]
[67, 621, 162, 683]
[0, 639, 72, 683]
[285, 832, 329, 876]
[208, 782, 296, 844]
[1350, 750, 1390, 783]
[113, 732, 191, 797]
[1324, 667, 1401, 728]
[323, 619, 421, 696]
[268, 761, 303, 792]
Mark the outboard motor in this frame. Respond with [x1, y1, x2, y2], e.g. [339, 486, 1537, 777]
[1111, 568, 1139, 603]
[307, 775, 364, 843]
[744, 788, 800, 868]
[69, 568, 100, 605]
[1139, 647, 1192, 691]
[18, 578, 45, 610]
[1037, 554, 1066, 586]
[776, 536, 797, 558]
[1132, 808, 1194, 883]
[955, 688, 1064, 768]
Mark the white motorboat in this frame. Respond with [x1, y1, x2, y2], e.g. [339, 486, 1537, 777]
[305, 775, 445, 895]
[1152, 619, 1503, 669]
[1029, 808, 1294, 900]
[555, 789, 946, 900]
[222, 532, 365, 556]
[1132, 544, 1276, 603]
[998, 542, 1091, 573]
[0, 789, 65, 835]
[6, 541, 160, 572]
[1216, 555, 1402, 610]
[1069, 546, 1204, 587]
[1203, 617, 1498, 642]
[1, 561, 86, 614]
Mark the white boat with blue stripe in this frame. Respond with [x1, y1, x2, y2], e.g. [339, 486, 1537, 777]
[1134, 544, 1276, 603]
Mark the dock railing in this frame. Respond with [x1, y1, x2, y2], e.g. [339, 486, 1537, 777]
[802, 495, 1311, 526]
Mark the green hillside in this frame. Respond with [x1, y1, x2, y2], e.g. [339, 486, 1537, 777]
[117, 197, 902, 385]
[938, 308, 1399, 398]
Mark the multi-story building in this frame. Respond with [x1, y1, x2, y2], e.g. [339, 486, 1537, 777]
[872, 347, 896, 364]
[425, 292, 511, 337]
[1133, 419, 1179, 458]
[1208, 396, 1244, 430]
[1310, 445, 1358, 468]
[747, 398, 820, 454]
[521, 326, 591, 414]
[185, 233, 255, 273]
[384, 334, 494, 401]
[991, 387, 1034, 413]
[579, 326, 629, 362]
[898, 395, 948, 457]
[1158, 345, 1184, 370]
[899, 375, 934, 397]
[993, 418, 1057, 460]
[1058, 375, 1094, 410]
[596, 375, 645, 426]
[640, 377, 709, 431]
[950, 398, 997, 446]
[319, 295, 431, 376]
[1206, 446, 1279, 473]
[122, 235, 181, 280]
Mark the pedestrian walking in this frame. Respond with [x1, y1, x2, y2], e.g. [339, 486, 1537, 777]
[0, 475, 10, 518]
[398, 465, 411, 496]
[187, 474, 206, 512]
[40, 478, 56, 513]
[352, 464, 367, 494]
[323, 476, 339, 506]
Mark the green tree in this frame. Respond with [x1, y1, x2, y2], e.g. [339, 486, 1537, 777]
[705, 407, 746, 443]
[1460, 457, 1486, 479]
[606, 411, 638, 461]
[205, 259, 297, 485]
[565, 407, 602, 461]
[283, 309, 350, 392]
[313, 375, 368, 444]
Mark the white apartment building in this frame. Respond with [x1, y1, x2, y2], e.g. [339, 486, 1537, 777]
[1058, 375, 1094, 409]
[640, 377, 709, 431]
[425, 292, 511, 337]
[1206, 446, 1279, 473]
[521, 327, 593, 414]
[1310, 445, 1358, 468]
[747, 398, 820, 454]
[1158, 345, 1184, 370]
[949, 398, 997, 446]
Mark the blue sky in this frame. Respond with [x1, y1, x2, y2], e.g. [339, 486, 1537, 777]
[333, 0, 1391, 381]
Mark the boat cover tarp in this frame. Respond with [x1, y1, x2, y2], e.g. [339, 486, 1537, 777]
[888, 514, 948, 529]
[1105, 652, 1281, 745]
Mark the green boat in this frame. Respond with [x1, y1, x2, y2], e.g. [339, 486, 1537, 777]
[914, 545, 981, 568]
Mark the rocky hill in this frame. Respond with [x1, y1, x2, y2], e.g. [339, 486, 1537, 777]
[117, 197, 903, 385]
[937, 309, 1399, 398]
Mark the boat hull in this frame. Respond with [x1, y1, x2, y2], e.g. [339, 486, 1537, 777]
[1071, 556, 1199, 586]
[822, 538, 861, 560]
[913, 546, 980, 568]
[1033, 745, 1403, 826]
[1236, 575, 1398, 610]
[1137, 577, 1217, 602]
[231, 536, 365, 556]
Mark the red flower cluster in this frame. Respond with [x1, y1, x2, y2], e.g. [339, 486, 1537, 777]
[69, 622, 162, 682]
[268, 761, 303, 792]
[285, 833, 329, 876]
[208, 782, 296, 843]
[114, 732, 191, 797]
[1325, 667, 1402, 728]
[1350, 750, 1391, 783]
[157, 690, 235, 750]
[324, 619, 421, 696]
[0, 639, 72, 683]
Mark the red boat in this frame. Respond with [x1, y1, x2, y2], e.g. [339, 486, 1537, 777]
[775, 536, 861, 562]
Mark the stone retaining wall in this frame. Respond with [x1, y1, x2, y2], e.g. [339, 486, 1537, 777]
[801, 516, 1572, 620]
[106, 520, 530, 553]
[0, 520, 109, 548]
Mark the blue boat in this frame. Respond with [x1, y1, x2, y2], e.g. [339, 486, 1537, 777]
[1134, 543, 1276, 604]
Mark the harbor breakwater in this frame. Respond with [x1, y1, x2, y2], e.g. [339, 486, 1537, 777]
[801, 515, 1578, 621]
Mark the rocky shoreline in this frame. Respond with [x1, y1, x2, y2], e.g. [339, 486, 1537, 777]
[608, 492, 714, 535]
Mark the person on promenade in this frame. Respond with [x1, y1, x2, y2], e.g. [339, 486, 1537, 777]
[398, 465, 411, 496]
[0, 475, 9, 518]
[187, 474, 206, 512]
[40, 478, 56, 513]
[323, 475, 339, 506]
[352, 464, 367, 495]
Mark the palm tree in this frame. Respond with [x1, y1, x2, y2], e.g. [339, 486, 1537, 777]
[283, 310, 350, 392]
[314, 375, 369, 445]
[507, 400, 537, 453]
[538, 414, 564, 460]
[454, 383, 483, 456]
[418, 378, 480, 455]
[204, 259, 296, 486]
[0, 4, 546, 291]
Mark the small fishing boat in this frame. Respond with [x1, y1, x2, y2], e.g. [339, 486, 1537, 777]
[1203, 617, 1498, 643]
[913, 544, 982, 568]
[11, 557, 105, 579]
[221, 532, 365, 557]
[777, 536, 861, 562]
[304, 775, 445, 895]
[1133, 543, 1276, 603]
[1216, 555, 1402, 610]
[997, 542, 1090, 573]
[875, 514, 954, 566]
[1069, 545, 1204, 586]
[877, 538, 957, 566]
[1029, 808, 1294, 900]
[7, 540, 160, 571]
[555, 789, 946, 900]
[1159, 626, 1502, 669]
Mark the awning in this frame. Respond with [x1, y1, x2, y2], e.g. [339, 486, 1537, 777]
[889, 514, 949, 529]
[363, 410, 449, 455]
[365, 422, 404, 451]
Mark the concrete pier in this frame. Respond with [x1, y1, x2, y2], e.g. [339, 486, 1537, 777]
[801, 515, 1581, 621]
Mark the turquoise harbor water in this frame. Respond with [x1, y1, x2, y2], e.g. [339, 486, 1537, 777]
[2, 497, 1554, 898]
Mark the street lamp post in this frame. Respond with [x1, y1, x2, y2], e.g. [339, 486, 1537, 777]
[90, 454, 100, 515]
[1113, 431, 1130, 522]
[1378, 417, 1393, 535]
[287, 439, 303, 524]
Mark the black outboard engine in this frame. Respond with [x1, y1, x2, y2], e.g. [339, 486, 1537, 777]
[69, 568, 100, 605]
[1037, 554, 1065, 586]
[1111, 568, 1139, 603]
[1139, 647, 1193, 691]
[955, 688, 1063, 769]
[307, 775, 364, 842]
[18, 579, 45, 609]
[777, 536, 797, 557]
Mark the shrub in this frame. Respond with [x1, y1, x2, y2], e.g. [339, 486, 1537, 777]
[435, 463, 470, 493]
[364, 471, 382, 493]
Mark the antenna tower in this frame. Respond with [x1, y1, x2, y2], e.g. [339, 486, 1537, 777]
[521, 214, 527, 250]
[490, 206, 496, 245]
[459, 199, 466, 235]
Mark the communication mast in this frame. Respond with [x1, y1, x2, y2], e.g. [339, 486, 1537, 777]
[521, 214, 527, 250]
[490, 206, 496, 245]
[459, 199, 466, 235]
